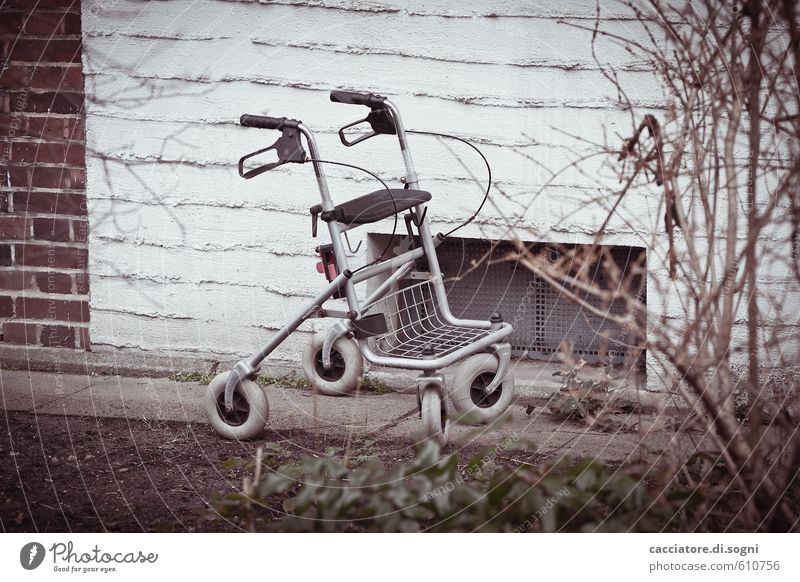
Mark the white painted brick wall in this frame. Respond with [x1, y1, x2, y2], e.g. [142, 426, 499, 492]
[81, 0, 796, 375]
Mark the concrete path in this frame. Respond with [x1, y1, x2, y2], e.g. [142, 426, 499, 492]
[0, 365, 685, 462]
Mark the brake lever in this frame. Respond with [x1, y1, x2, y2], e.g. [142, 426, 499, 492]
[338, 117, 377, 147]
[337, 105, 397, 147]
[238, 145, 286, 179]
[238, 125, 306, 179]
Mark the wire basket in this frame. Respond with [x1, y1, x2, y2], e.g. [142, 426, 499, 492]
[366, 278, 490, 359]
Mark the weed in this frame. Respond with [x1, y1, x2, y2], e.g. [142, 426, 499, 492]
[172, 371, 215, 385]
[213, 438, 683, 532]
[256, 373, 310, 390]
[173, 368, 395, 397]
[359, 375, 392, 395]
[547, 360, 611, 422]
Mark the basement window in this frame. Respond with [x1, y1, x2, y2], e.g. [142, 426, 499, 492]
[367, 234, 646, 366]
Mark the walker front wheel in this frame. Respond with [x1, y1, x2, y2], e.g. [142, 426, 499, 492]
[302, 334, 363, 396]
[204, 372, 269, 440]
[421, 387, 449, 446]
[450, 354, 515, 424]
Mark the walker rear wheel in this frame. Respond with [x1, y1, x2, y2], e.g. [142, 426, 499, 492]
[450, 353, 515, 424]
[302, 334, 363, 396]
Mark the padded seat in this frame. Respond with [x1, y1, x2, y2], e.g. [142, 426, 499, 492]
[326, 188, 431, 225]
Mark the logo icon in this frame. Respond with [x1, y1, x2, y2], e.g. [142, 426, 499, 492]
[20, 542, 46, 570]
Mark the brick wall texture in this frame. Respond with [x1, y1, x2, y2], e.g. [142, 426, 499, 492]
[0, 0, 90, 350]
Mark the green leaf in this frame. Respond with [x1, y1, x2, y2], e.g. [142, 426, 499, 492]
[221, 457, 245, 470]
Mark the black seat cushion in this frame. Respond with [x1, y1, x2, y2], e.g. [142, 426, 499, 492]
[327, 188, 431, 225]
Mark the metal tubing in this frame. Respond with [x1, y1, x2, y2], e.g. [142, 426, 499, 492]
[483, 342, 511, 396]
[358, 324, 511, 371]
[314, 309, 349, 319]
[350, 246, 426, 285]
[357, 260, 415, 315]
[322, 319, 352, 369]
[246, 270, 350, 368]
[298, 123, 361, 312]
[223, 359, 259, 411]
[384, 100, 419, 186]
[383, 100, 454, 326]
[298, 124, 332, 209]
[222, 270, 351, 410]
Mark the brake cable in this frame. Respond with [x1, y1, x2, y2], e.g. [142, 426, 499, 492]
[306, 158, 398, 275]
[406, 130, 492, 238]
[308, 130, 490, 271]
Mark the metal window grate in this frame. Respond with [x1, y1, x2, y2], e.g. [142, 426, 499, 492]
[436, 238, 645, 365]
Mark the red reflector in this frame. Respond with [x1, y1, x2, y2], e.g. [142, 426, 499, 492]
[316, 261, 325, 274]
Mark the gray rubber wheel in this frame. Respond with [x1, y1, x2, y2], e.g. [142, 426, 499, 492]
[450, 353, 515, 425]
[204, 372, 269, 440]
[421, 387, 449, 446]
[302, 334, 363, 396]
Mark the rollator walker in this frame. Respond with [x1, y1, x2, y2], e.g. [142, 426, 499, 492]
[204, 90, 516, 445]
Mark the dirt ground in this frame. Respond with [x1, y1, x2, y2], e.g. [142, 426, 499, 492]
[1, 410, 534, 532]
[0, 365, 692, 532]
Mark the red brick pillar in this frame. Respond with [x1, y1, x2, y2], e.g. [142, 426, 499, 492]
[1, 0, 90, 350]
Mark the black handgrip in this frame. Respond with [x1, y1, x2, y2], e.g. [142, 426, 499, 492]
[240, 114, 300, 130]
[330, 90, 385, 108]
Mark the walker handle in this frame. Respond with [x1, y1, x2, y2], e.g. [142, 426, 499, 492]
[238, 115, 306, 179]
[330, 91, 396, 146]
[329, 90, 386, 108]
[240, 114, 300, 131]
